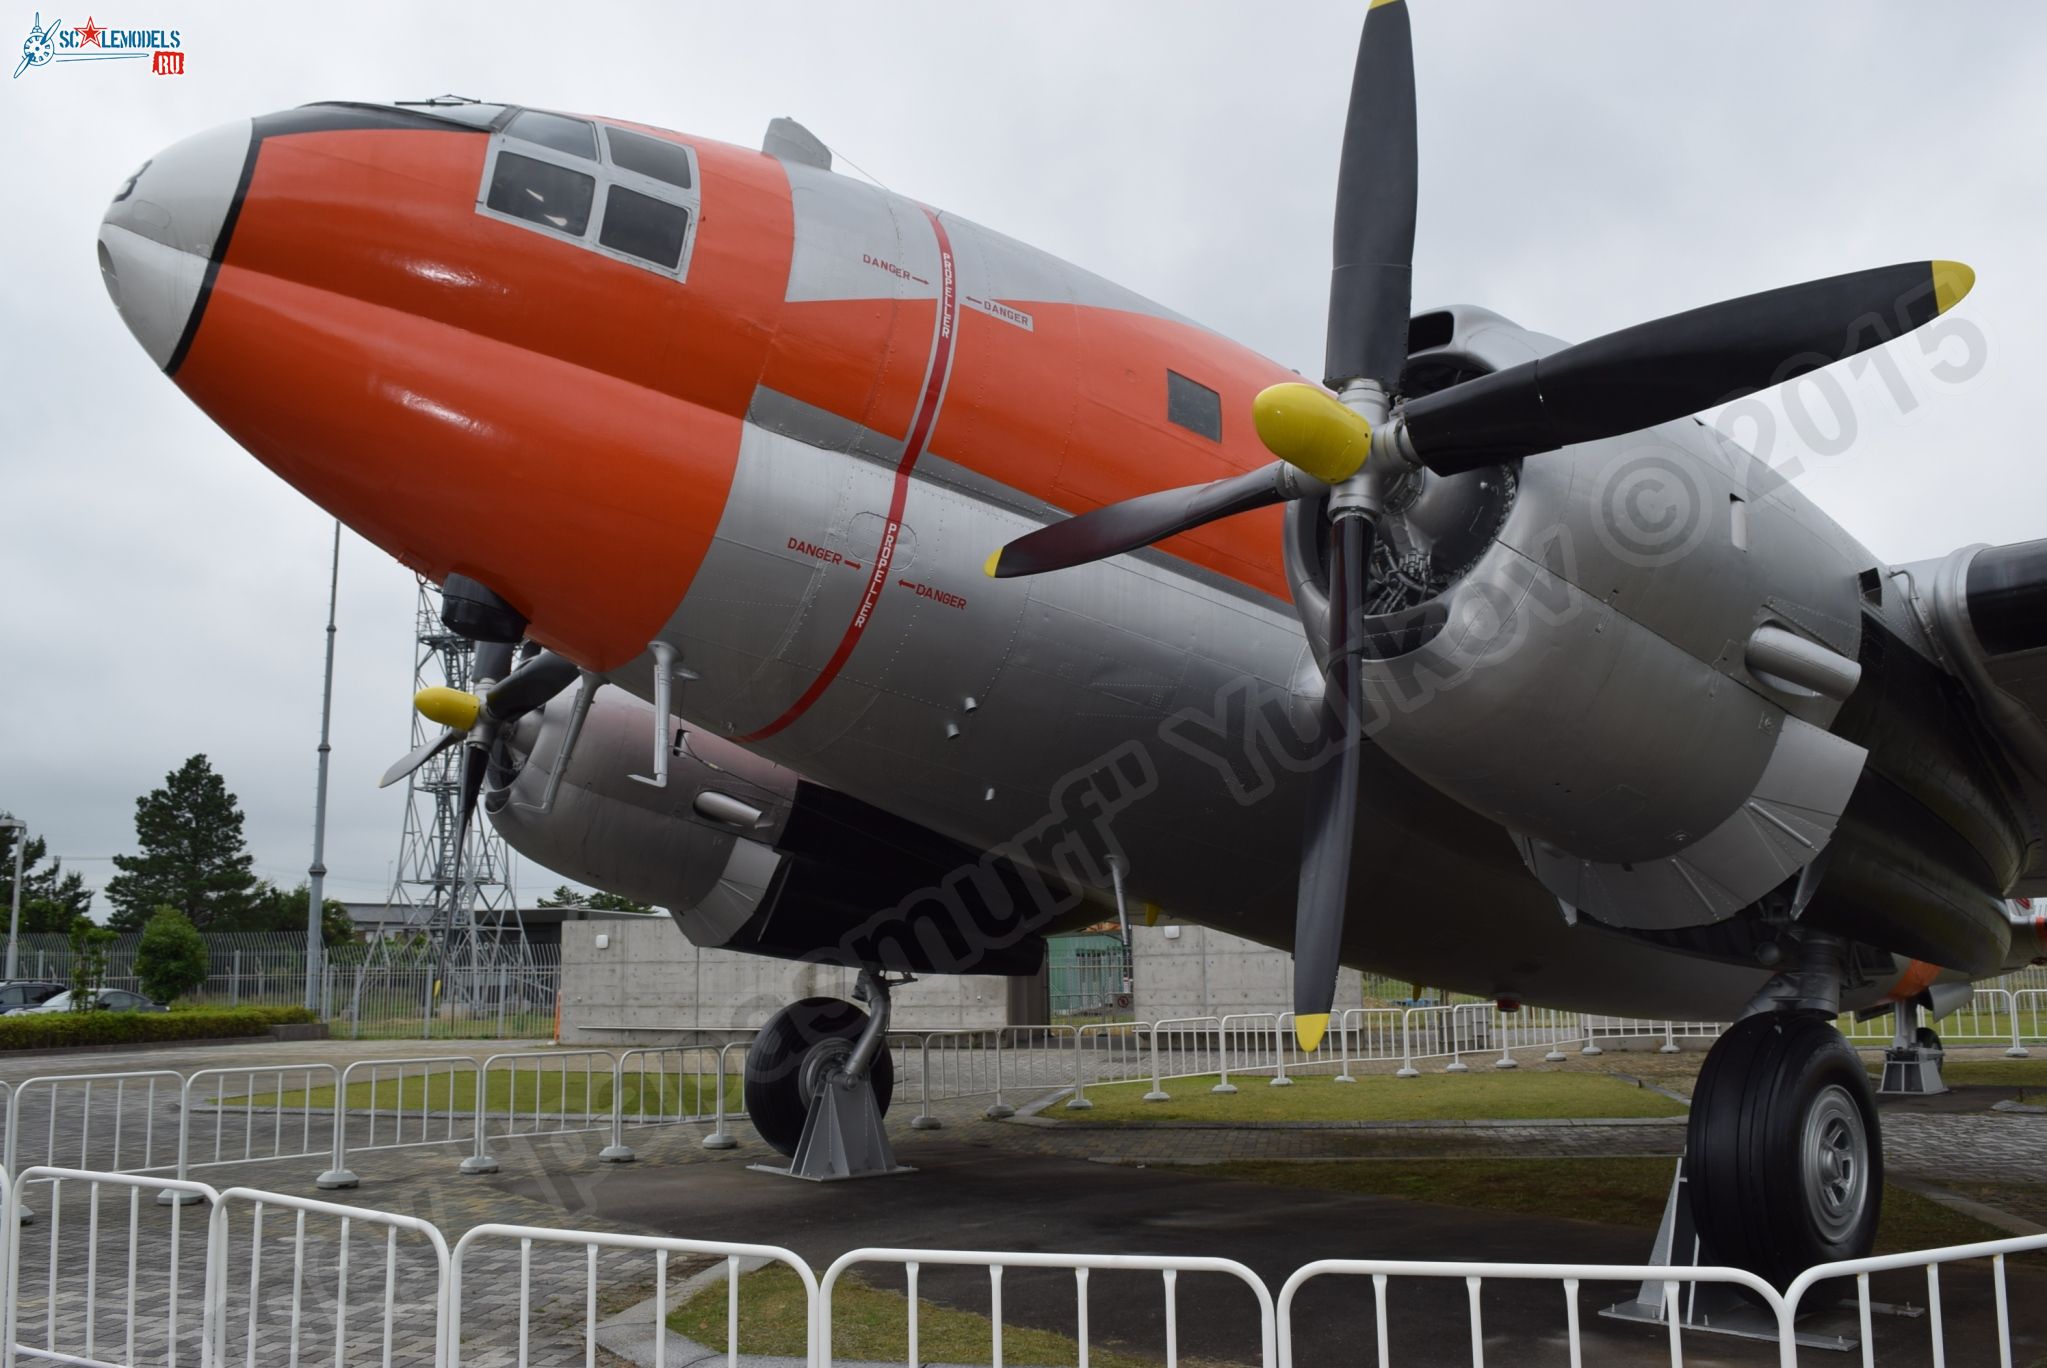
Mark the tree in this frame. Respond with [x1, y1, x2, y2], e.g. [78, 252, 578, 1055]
[588, 891, 657, 914]
[248, 880, 357, 945]
[104, 756, 260, 932]
[538, 884, 655, 914]
[67, 916, 114, 1008]
[136, 906, 209, 1003]
[0, 814, 96, 934]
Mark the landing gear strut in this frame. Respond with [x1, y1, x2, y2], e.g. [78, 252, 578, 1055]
[743, 970, 911, 1181]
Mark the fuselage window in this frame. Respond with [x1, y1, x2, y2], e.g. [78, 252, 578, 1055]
[600, 185, 691, 269]
[485, 151, 595, 236]
[605, 126, 693, 189]
[1167, 370, 1223, 441]
[505, 109, 597, 160]
[477, 110, 701, 281]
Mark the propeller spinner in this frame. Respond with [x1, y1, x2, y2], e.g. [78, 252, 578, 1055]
[983, 0, 1975, 1052]
[382, 640, 582, 895]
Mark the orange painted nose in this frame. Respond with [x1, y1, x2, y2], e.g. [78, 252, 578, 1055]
[102, 108, 747, 672]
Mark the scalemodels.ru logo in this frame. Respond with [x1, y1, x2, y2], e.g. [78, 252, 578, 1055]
[15, 12, 185, 78]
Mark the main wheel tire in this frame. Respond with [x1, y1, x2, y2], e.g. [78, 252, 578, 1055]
[743, 997, 895, 1157]
[1914, 1025, 1944, 1054]
[1687, 1011, 1882, 1291]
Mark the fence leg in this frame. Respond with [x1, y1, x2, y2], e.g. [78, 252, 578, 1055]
[2008, 1004, 2031, 1059]
[1580, 1025, 1604, 1057]
[1270, 1016, 1294, 1087]
[911, 1038, 944, 1130]
[1143, 1028, 1170, 1102]
[318, 1066, 360, 1189]
[1067, 1031, 1094, 1111]
[156, 1078, 205, 1206]
[1494, 1028, 1518, 1071]
[703, 1042, 741, 1150]
[460, 1064, 500, 1175]
[1396, 1011, 1419, 1078]
[598, 1059, 635, 1163]
[1659, 1022, 1681, 1055]
[1544, 1013, 1567, 1063]
[1335, 1013, 1357, 1084]
[984, 1031, 1016, 1120]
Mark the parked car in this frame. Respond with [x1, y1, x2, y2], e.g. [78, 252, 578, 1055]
[0, 980, 67, 1013]
[18, 988, 167, 1014]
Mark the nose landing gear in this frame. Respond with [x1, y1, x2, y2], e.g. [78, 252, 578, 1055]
[744, 969, 913, 1181]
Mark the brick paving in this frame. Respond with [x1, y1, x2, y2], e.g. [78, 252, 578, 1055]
[0, 1040, 2039, 1364]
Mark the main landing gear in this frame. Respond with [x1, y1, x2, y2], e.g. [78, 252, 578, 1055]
[1686, 1010, 1883, 1286]
[743, 969, 910, 1181]
[1605, 930, 1890, 1346]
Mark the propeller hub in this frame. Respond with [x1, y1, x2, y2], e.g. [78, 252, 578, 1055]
[415, 685, 481, 732]
[1251, 382, 1376, 485]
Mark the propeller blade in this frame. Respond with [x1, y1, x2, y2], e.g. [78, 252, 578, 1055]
[1324, 0, 1417, 392]
[985, 463, 1296, 580]
[472, 639, 516, 688]
[486, 650, 580, 719]
[377, 729, 462, 789]
[454, 739, 488, 850]
[1399, 260, 1976, 475]
[1292, 511, 1373, 1052]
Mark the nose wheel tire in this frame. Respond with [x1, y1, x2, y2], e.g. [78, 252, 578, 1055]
[743, 997, 896, 1157]
[1686, 1010, 1882, 1291]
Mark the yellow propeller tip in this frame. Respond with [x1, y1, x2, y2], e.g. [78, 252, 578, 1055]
[1931, 261, 1975, 314]
[414, 685, 481, 732]
[1294, 1013, 1330, 1054]
[983, 549, 1002, 579]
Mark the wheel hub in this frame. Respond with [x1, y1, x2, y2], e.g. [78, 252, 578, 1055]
[796, 1036, 853, 1108]
[1800, 1083, 1870, 1243]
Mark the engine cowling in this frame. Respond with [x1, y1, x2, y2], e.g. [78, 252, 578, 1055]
[486, 685, 796, 926]
[486, 687, 1058, 975]
[1287, 306, 1872, 931]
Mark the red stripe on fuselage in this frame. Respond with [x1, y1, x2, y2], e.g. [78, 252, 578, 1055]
[737, 207, 959, 743]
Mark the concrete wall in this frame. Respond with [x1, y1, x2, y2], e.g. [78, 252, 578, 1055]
[1129, 923, 1368, 1020]
[558, 916, 1009, 1044]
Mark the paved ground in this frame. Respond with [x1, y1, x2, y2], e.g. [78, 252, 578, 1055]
[0, 1038, 2040, 1366]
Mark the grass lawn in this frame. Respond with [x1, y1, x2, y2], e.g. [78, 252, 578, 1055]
[670, 1265, 1161, 1368]
[232, 1071, 740, 1117]
[1053, 1071, 1687, 1123]
[1202, 1157, 2020, 1257]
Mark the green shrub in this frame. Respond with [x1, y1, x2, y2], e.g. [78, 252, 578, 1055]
[136, 906, 209, 1003]
[0, 1005, 315, 1051]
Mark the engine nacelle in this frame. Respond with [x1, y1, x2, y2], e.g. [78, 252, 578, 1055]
[487, 687, 1056, 975]
[486, 685, 796, 926]
[1290, 306, 1872, 931]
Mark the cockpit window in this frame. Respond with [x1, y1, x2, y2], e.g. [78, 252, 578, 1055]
[505, 109, 597, 160]
[599, 186, 690, 268]
[485, 152, 595, 235]
[605, 127, 693, 189]
[476, 109, 700, 280]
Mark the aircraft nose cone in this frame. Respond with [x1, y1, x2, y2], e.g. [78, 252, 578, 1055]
[98, 118, 251, 370]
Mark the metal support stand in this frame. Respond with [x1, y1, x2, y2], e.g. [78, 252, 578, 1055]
[1599, 1155, 1917, 1351]
[1879, 1005, 1947, 1096]
[751, 970, 915, 1182]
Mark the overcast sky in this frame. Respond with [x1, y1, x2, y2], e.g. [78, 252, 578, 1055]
[2, 2, 2042, 914]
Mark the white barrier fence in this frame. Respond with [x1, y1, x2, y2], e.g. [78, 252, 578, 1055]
[1, 1001, 2043, 1190]
[2, 1160, 2044, 1366]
